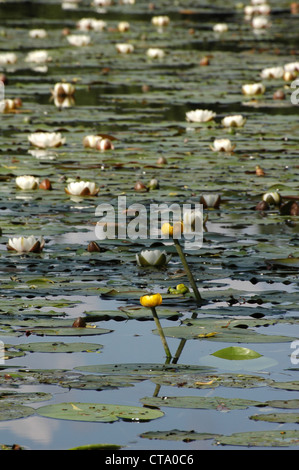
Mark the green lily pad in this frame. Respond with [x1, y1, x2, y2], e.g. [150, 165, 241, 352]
[75, 363, 213, 375]
[217, 430, 299, 447]
[140, 396, 263, 410]
[250, 413, 299, 424]
[211, 346, 262, 360]
[11, 342, 103, 354]
[0, 403, 34, 421]
[0, 391, 52, 404]
[140, 429, 220, 442]
[37, 402, 164, 423]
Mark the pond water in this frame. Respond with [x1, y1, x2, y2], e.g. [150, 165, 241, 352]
[0, 0, 299, 451]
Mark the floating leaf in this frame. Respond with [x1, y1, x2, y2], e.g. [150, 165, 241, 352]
[140, 396, 263, 410]
[250, 413, 299, 424]
[211, 346, 262, 360]
[0, 403, 34, 421]
[217, 430, 299, 448]
[37, 402, 164, 423]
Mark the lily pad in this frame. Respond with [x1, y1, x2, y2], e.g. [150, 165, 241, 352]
[10, 342, 103, 354]
[140, 396, 263, 410]
[250, 413, 299, 424]
[0, 403, 34, 421]
[217, 430, 299, 448]
[140, 429, 220, 442]
[211, 346, 262, 360]
[37, 402, 164, 423]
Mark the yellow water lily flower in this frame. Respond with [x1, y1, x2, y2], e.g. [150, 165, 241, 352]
[140, 293, 162, 308]
[161, 221, 183, 238]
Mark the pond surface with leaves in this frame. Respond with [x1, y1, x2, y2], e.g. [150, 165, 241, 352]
[0, 0, 299, 450]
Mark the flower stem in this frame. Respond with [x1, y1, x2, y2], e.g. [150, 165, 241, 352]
[173, 237, 203, 304]
[150, 307, 172, 359]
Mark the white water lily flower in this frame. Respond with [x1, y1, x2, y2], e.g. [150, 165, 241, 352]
[136, 249, 171, 267]
[213, 23, 228, 33]
[118, 21, 130, 32]
[211, 138, 235, 152]
[25, 50, 51, 63]
[0, 98, 21, 114]
[28, 132, 66, 149]
[16, 175, 39, 190]
[65, 181, 99, 196]
[186, 109, 216, 123]
[116, 43, 134, 54]
[0, 52, 17, 65]
[242, 83, 265, 95]
[66, 34, 91, 46]
[83, 135, 102, 148]
[221, 114, 246, 127]
[244, 4, 271, 16]
[252, 15, 269, 29]
[7, 235, 45, 253]
[260, 66, 284, 79]
[77, 18, 107, 31]
[93, 0, 112, 5]
[52, 82, 76, 96]
[284, 62, 299, 73]
[146, 48, 165, 59]
[29, 29, 48, 38]
[151, 16, 170, 27]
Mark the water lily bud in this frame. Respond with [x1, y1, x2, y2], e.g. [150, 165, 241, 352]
[0, 73, 7, 84]
[161, 222, 173, 237]
[273, 90, 285, 100]
[199, 56, 210, 66]
[176, 284, 189, 294]
[136, 249, 171, 267]
[13, 98, 22, 108]
[39, 178, 52, 190]
[255, 165, 265, 176]
[140, 293, 162, 308]
[255, 200, 269, 211]
[290, 2, 299, 14]
[157, 156, 167, 165]
[172, 221, 184, 238]
[118, 21, 130, 32]
[280, 201, 299, 216]
[96, 138, 114, 151]
[87, 241, 102, 252]
[290, 202, 299, 216]
[72, 317, 86, 328]
[262, 191, 281, 205]
[134, 181, 147, 191]
[148, 178, 159, 190]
